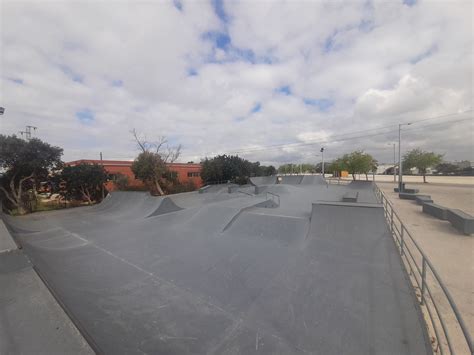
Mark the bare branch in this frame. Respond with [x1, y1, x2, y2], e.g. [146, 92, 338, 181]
[167, 144, 181, 163]
[131, 128, 148, 153]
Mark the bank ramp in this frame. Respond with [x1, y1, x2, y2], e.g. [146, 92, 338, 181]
[300, 174, 327, 185]
[249, 176, 277, 186]
[304, 201, 429, 354]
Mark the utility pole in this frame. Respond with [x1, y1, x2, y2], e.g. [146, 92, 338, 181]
[320, 147, 325, 177]
[393, 143, 396, 183]
[398, 123, 411, 191]
[19, 125, 37, 140]
[100, 152, 105, 200]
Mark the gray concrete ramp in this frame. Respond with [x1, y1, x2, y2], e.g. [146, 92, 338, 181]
[147, 197, 183, 218]
[302, 202, 429, 354]
[249, 176, 277, 186]
[348, 180, 374, 189]
[6, 188, 431, 354]
[300, 174, 326, 185]
[278, 175, 303, 184]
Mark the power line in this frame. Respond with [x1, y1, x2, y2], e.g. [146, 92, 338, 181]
[225, 110, 473, 155]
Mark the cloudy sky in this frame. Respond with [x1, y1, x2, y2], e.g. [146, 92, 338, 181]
[1, 0, 472, 166]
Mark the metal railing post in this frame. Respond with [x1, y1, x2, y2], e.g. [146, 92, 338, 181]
[390, 208, 394, 232]
[421, 257, 426, 305]
[400, 226, 405, 256]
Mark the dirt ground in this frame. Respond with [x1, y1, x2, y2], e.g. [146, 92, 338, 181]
[378, 181, 473, 349]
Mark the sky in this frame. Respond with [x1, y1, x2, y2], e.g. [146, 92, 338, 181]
[1, 0, 472, 166]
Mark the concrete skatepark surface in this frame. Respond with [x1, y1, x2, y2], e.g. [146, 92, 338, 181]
[3, 178, 431, 354]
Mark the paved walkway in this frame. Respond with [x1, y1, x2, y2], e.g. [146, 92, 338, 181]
[378, 182, 473, 347]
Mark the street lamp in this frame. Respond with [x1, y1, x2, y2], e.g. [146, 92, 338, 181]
[398, 123, 412, 191]
[320, 147, 325, 177]
[387, 143, 396, 183]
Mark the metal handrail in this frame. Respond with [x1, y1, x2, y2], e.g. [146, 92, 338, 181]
[265, 192, 280, 206]
[373, 184, 472, 355]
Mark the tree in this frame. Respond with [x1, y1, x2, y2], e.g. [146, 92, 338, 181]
[261, 165, 276, 176]
[0, 135, 63, 214]
[200, 155, 260, 184]
[403, 148, 442, 183]
[60, 164, 108, 204]
[435, 163, 460, 175]
[113, 173, 130, 190]
[333, 151, 376, 180]
[130, 129, 181, 195]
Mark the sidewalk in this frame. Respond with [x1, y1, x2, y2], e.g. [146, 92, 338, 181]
[378, 182, 473, 340]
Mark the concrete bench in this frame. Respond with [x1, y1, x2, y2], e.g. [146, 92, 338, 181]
[342, 191, 359, 202]
[415, 195, 433, 205]
[399, 192, 417, 200]
[394, 187, 420, 193]
[422, 203, 448, 220]
[446, 209, 474, 235]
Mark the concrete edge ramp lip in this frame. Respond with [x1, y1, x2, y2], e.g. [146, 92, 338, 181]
[0, 218, 18, 253]
[221, 199, 270, 232]
[146, 197, 184, 218]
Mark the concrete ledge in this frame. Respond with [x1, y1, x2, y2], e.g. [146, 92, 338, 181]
[342, 191, 359, 202]
[399, 192, 417, 200]
[313, 201, 383, 209]
[394, 187, 420, 193]
[446, 209, 474, 235]
[415, 195, 433, 205]
[422, 203, 448, 220]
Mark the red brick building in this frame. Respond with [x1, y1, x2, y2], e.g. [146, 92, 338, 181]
[67, 160, 203, 191]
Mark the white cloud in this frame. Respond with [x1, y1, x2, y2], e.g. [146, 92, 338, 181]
[0, 0, 472, 166]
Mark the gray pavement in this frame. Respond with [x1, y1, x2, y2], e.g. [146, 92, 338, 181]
[0, 249, 93, 354]
[3, 180, 431, 354]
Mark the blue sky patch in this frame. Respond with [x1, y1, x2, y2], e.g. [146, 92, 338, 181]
[275, 86, 291, 95]
[111, 79, 123, 87]
[250, 103, 262, 114]
[59, 64, 83, 83]
[187, 68, 198, 76]
[203, 31, 231, 49]
[8, 78, 24, 84]
[173, 0, 183, 11]
[212, 0, 229, 23]
[403, 0, 417, 6]
[410, 45, 437, 64]
[76, 109, 95, 124]
[303, 98, 334, 111]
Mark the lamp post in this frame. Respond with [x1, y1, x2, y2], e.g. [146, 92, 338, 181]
[398, 123, 412, 191]
[387, 143, 396, 182]
[320, 147, 325, 177]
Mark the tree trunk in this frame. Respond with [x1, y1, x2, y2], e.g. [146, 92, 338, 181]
[80, 186, 93, 205]
[423, 174, 427, 183]
[352, 173, 356, 181]
[154, 179, 165, 196]
[1, 174, 34, 214]
[365, 173, 368, 181]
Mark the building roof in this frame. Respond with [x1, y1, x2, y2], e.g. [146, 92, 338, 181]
[67, 159, 201, 168]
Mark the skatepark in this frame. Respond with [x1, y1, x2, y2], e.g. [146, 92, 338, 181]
[2, 177, 434, 354]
